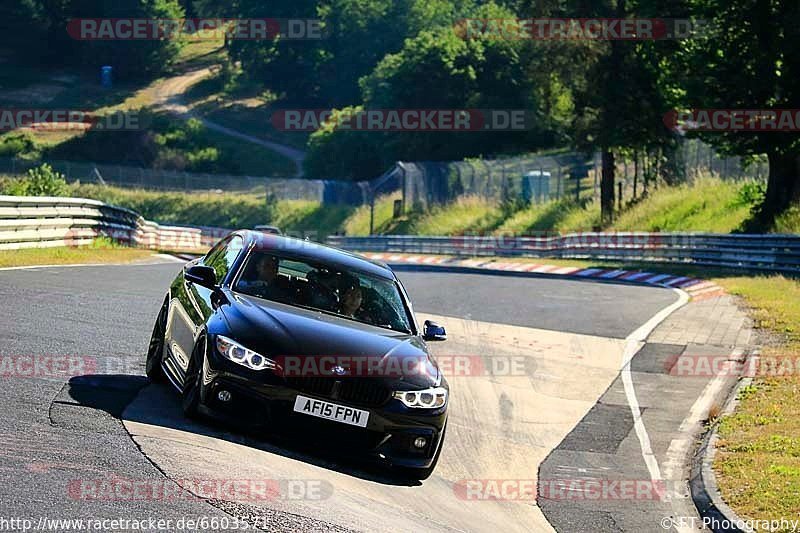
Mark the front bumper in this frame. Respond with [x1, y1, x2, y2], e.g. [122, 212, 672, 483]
[197, 350, 448, 469]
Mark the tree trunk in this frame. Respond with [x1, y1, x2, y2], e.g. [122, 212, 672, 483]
[760, 151, 800, 226]
[601, 150, 615, 224]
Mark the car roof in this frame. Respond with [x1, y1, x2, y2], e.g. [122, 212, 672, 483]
[236, 230, 395, 280]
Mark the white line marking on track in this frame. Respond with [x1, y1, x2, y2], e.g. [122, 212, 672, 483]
[620, 288, 691, 531]
[662, 352, 740, 533]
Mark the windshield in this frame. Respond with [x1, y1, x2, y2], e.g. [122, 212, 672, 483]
[234, 252, 412, 333]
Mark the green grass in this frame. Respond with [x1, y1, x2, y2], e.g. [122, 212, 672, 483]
[712, 274, 800, 528]
[610, 178, 754, 232]
[178, 65, 309, 151]
[408, 196, 507, 235]
[343, 192, 402, 236]
[5, 111, 297, 178]
[270, 200, 354, 238]
[341, 194, 507, 236]
[395, 196, 508, 235]
[348, 177, 797, 236]
[197, 126, 297, 176]
[72, 184, 273, 229]
[173, 32, 226, 69]
[775, 205, 800, 234]
[0, 238, 153, 267]
[496, 198, 597, 233]
[69, 184, 353, 238]
[493, 178, 759, 235]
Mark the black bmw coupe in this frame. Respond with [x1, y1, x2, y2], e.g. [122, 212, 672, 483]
[145, 230, 448, 479]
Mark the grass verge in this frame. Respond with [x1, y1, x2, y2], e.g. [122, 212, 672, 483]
[712, 275, 800, 526]
[342, 177, 796, 236]
[0, 239, 154, 268]
[69, 184, 354, 238]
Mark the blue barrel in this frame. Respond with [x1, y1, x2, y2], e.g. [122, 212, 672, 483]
[101, 66, 113, 88]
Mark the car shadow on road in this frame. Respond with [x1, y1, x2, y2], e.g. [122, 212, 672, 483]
[64, 374, 421, 487]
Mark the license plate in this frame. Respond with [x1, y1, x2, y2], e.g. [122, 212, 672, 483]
[292, 395, 369, 428]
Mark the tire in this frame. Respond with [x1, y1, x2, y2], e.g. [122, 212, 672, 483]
[181, 332, 207, 419]
[145, 298, 169, 383]
[398, 422, 447, 481]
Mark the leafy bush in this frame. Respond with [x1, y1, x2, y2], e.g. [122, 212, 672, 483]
[0, 164, 69, 196]
[737, 180, 767, 206]
[0, 133, 40, 158]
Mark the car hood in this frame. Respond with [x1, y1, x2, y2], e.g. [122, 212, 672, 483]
[219, 292, 440, 388]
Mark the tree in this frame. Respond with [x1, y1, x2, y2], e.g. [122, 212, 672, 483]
[680, 0, 800, 228]
[16, 0, 184, 77]
[571, 0, 688, 222]
[304, 107, 387, 178]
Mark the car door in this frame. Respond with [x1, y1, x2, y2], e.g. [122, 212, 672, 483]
[165, 235, 244, 381]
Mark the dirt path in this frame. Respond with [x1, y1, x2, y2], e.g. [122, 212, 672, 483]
[150, 67, 306, 177]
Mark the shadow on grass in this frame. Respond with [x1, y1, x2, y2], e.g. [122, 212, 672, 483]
[282, 204, 356, 239]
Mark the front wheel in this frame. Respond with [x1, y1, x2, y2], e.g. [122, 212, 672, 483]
[145, 298, 169, 383]
[181, 332, 207, 419]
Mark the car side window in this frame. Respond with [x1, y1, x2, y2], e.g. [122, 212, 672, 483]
[203, 239, 228, 267]
[205, 236, 243, 282]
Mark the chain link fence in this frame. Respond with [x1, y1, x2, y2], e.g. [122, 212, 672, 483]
[1, 139, 767, 209]
[399, 152, 595, 211]
[395, 140, 767, 214]
[611, 139, 768, 206]
[0, 156, 367, 204]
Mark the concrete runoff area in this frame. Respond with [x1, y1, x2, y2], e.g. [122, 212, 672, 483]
[0, 261, 753, 532]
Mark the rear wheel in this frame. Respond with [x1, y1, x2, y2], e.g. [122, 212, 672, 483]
[181, 332, 207, 419]
[145, 298, 169, 383]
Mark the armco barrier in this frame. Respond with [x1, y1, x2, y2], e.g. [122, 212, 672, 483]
[326, 234, 800, 273]
[0, 195, 202, 251]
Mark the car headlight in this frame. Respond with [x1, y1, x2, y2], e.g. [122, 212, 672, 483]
[393, 387, 448, 409]
[215, 335, 275, 371]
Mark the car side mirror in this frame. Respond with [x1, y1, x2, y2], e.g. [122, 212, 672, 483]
[423, 320, 447, 341]
[185, 265, 217, 289]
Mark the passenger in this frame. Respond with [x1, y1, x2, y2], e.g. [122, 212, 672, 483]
[339, 276, 363, 317]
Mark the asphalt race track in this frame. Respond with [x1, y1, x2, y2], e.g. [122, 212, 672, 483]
[0, 259, 686, 532]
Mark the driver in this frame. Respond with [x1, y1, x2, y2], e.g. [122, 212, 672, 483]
[237, 254, 289, 301]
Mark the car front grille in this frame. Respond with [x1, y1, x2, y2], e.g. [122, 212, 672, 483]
[286, 377, 391, 407]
